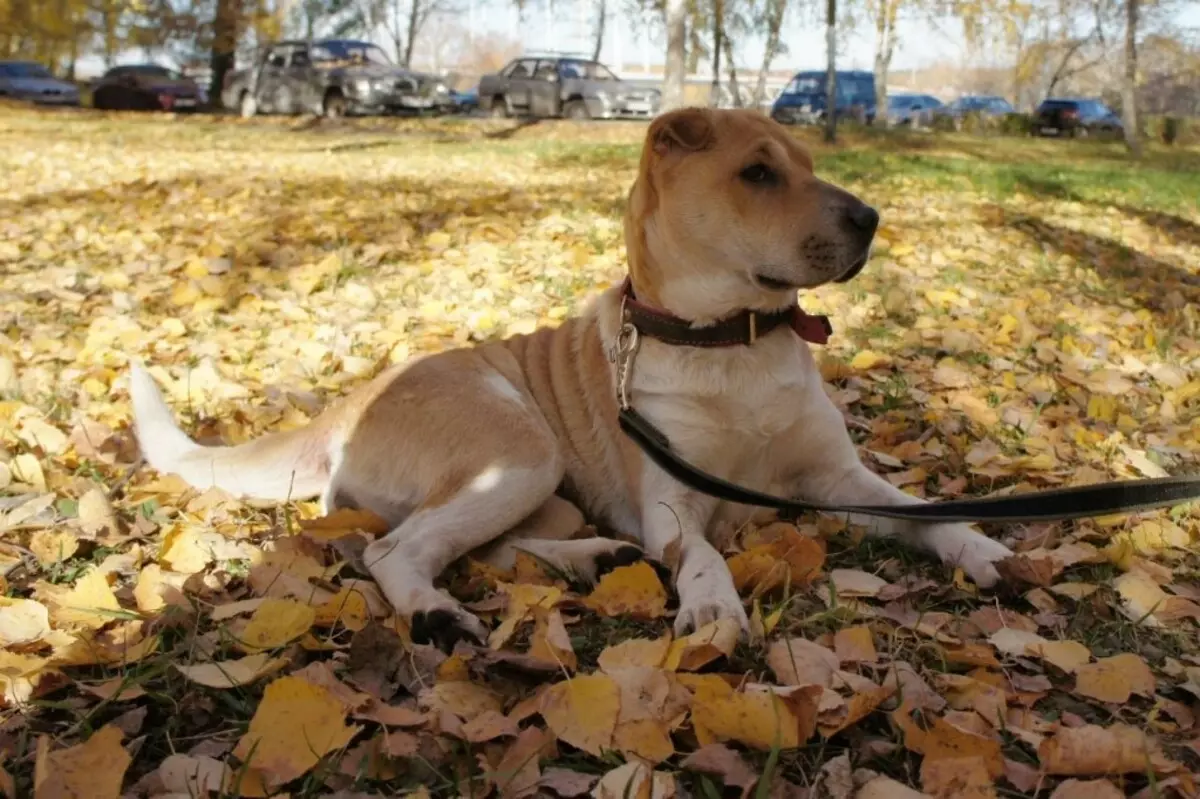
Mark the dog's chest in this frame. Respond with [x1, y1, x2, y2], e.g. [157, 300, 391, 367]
[634, 333, 817, 454]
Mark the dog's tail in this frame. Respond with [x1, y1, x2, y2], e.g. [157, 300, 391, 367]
[128, 362, 332, 502]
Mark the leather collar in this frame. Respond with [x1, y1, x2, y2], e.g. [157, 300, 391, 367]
[619, 277, 832, 347]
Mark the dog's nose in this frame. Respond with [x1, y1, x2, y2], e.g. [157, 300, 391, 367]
[846, 202, 880, 235]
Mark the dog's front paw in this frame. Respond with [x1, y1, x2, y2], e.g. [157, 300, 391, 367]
[410, 605, 488, 652]
[931, 525, 1013, 589]
[674, 569, 749, 637]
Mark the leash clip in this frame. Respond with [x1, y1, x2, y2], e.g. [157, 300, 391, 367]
[612, 322, 641, 411]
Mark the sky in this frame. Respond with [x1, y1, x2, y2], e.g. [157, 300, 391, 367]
[461, 0, 1200, 75]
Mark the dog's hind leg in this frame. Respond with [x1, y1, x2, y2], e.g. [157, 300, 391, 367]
[473, 495, 648, 586]
[362, 455, 563, 651]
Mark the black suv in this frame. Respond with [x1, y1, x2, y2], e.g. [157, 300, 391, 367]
[220, 39, 451, 118]
[1033, 97, 1123, 138]
[477, 54, 660, 120]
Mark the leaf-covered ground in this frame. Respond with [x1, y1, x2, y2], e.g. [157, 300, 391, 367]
[2, 106, 1199, 798]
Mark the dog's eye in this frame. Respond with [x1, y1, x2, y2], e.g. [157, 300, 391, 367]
[739, 163, 777, 185]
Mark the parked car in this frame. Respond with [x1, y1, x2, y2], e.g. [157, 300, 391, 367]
[886, 92, 943, 127]
[1032, 97, 1123, 138]
[91, 64, 205, 112]
[0, 61, 80, 106]
[933, 95, 1014, 127]
[448, 87, 479, 114]
[770, 70, 876, 125]
[477, 55, 660, 120]
[221, 39, 452, 118]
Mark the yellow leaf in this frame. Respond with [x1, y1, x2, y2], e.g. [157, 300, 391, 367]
[158, 525, 215, 574]
[0, 650, 54, 706]
[34, 569, 121, 630]
[598, 634, 672, 673]
[1086, 395, 1116, 422]
[1027, 639, 1091, 674]
[132, 565, 190, 613]
[313, 588, 370, 632]
[850, 350, 890, 371]
[583, 561, 667, 620]
[238, 598, 316, 652]
[489, 582, 564, 649]
[175, 653, 291, 688]
[11, 453, 46, 489]
[921, 755, 996, 798]
[298, 508, 391, 540]
[34, 724, 130, 799]
[893, 705, 1004, 778]
[833, 626, 877, 664]
[691, 680, 821, 751]
[232, 675, 361, 788]
[664, 618, 740, 671]
[539, 673, 620, 756]
[1073, 653, 1156, 704]
[527, 608, 576, 671]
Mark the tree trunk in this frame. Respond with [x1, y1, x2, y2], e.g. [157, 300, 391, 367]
[872, 0, 896, 127]
[403, 0, 421, 66]
[710, 0, 723, 106]
[751, 0, 786, 106]
[662, 0, 688, 110]
[823, 0, 837, 143]
[592, 0, 606, 62]
[1122, 0, 1140, 156]
[686, 20, 704, 75]
[209, 0, 242, 108]
[723, 34, 741, 107]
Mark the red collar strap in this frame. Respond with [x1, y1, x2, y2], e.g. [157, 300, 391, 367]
[618, 277, 832, 347]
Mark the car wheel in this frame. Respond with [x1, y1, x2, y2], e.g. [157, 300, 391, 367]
[489, 96, 508, 118]
[563, 99, 589, 121]
[239, 91, 257, 118]
[323, 91, 347, 119]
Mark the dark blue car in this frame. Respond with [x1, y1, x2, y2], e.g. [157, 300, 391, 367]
[770, 70, 876, 126]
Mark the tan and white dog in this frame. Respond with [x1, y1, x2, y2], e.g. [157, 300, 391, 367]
[129, 107, 1013, 650]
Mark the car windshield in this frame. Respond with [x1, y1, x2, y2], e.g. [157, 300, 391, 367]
[559, 60, 618, 80]
[126, 66, 186, 80]
[784, 76, 824, 94]
[888, 95, 917, 109]
[312, 41, 392, 66]
[1, 62, 53, 79]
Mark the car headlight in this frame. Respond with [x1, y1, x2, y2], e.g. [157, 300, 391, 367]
[354, 78, 371, 94]
[435, 82, 448, 95]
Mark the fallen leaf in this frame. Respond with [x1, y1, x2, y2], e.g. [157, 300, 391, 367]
[921, 755, 996, 798]
[1038, 723, 1159, 776]
[690, 678, 821, 751]
[175, 653, 290, 688]
[833, 626, 878, 664]
[664, 619, 739, 671]
[538, 673, 619, 756]
[33, 724, 130, 799]
[0, 597, 50, 646]
[1073, 653, 1156, 703]
[1048, 779, 1126, 799]
[598, 635, 672, 672]
[238, 597, 316, 651]
[679, 743, 758, 797]
[583, 561, 667, 620]
[232, 675, 361, 788]
[768, 637, 840, 687]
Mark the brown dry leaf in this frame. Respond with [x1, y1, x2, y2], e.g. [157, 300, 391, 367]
[174, 653, 290, 688]
[598, 634, 672, 672]
[237, 597, 316, 651]
[935, 674, 1008, 727]
[818, 683, 893, 737]
[920, 755, 997, 798]
[490, 582, 564, 649]
[1073, 653, 1156, 703]
[462, 709, 519, 742]
[582, 561, 667, 620]
[33, 724, 130, 799]
[538, 673, 620, 756]
[1038, 723, 1159, 776]
[1048, 779, 1126, 799]
[833, 626, 878, 664]
[995, 552, 1059, 587]
[727, 523, 825, 595]
[527, 608, 577, 671]
[680, 744, 758, 797]
[29, 529, 80, 565]
[856, 776, 932, 798]
[487, 725, 556, 798]
[232, 674, 361, 788]
[422, 680, 504, 721]
[893, 705, 1004, 779]
[828, 568, 889, 598]
[664, 619, 739, 671]
[768, 637, 840, 688]
[0, 597, 50, 646]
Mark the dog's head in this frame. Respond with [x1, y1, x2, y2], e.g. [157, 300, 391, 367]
[624, 107, 878, 323]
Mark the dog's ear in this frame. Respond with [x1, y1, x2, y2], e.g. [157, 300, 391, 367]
[649, 107, 714, 157]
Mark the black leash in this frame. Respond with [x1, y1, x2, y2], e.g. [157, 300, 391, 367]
[618, 407, 1200, 524]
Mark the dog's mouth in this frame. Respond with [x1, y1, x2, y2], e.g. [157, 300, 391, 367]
[834, 251, 870, 284]
[754, 273, 798, 291]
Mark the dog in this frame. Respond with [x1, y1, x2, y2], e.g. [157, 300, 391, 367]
[128, 107, 1014, 651]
